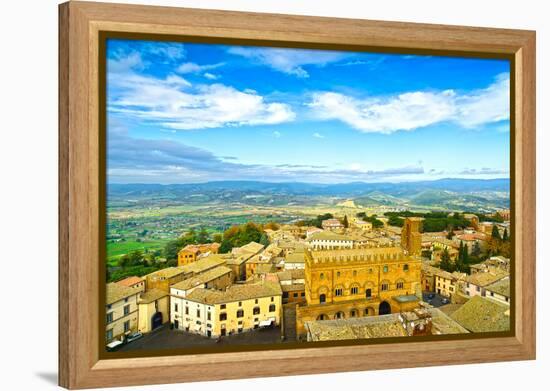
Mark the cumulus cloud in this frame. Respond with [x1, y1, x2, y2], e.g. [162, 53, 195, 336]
[227, 46, 350, 77]
[107, 56, 295, 130]
[307, 73, 510, 133]
[313, 132, 325, 138]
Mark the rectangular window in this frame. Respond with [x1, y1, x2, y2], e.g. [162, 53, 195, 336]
[334, 288, 343, 296]
[220, 304, 226, 309]
[106, 312, 113, 324]
[207, 312, 211, 321]
[124, 320, 130, 332]
[351, 287, 358, 295]
[219, 313, 227, 321]
[185, 306, 189, 315]
[397, 282, 404, 289]
[123, 304, 130, 315]
[196, 309, 200, 318]
[381, 283, 389, 291]
[174, 303, 178, 312]
[106, 329, 113, 341]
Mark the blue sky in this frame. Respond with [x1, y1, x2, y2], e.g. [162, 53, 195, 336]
[106, 39, 510, 184]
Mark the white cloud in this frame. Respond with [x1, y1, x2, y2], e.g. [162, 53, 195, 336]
[108, 65, 295, 130]
[273, 131, 281, 138]
[203, 72, 219, 80]
[307, 73, 510, 133]
[177, 62, 224, 74]
[313, 132, 325, 139]
[107, 52, 143, 73]
[227, 47, 350, 78]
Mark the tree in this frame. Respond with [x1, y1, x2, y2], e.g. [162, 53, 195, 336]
[446, 228, 454, 240]
[259, 233, 270, 246]
[439, 248, 454, 272]
[342, 215, 349, 228]
[491, 224, 502, 240]
[129, 250, 143, 264]
[212, 233, 223, 243]
[502, 228, 509, 241]
[118, 253, 131, 267]
[197, 227, 210, 244]
[471, 241, 481, 257]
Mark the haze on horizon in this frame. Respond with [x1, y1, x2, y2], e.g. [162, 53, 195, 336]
[107, 40, 511, 185]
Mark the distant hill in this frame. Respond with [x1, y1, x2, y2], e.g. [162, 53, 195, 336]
[109, 178, 509, 197]
[108, 178, 509, 211]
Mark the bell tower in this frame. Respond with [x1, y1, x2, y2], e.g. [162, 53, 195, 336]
[401, 217, 423, 255]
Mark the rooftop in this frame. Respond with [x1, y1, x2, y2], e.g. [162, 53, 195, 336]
[145, 267, 186, 280]
[465, 270, 508, 287]
[305, 307, 467, 341]
[115, 276, 143, 287]
[449, 296, 510, 333]
[138, 288, 168, 304]
[179, 254, 227, 275]
[171, 265, 232, 291]
[186, 281, 282, 305]
[392, 294, 420, 303]
[285, 252, 305, 263]
[485, 277, 510, 297]
[106, 282, 141, 305]
[308, 231, 353, 242]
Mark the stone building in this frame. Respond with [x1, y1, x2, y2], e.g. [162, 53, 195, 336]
[170, 281, 282, 338]
[295, 244, 422, 338]
[105, 283, 141, 344]
[178, 243, 221, 266]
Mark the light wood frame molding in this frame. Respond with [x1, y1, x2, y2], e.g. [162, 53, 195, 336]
[59, 1, 536, 389]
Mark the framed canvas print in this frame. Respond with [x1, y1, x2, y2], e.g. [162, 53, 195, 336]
[59, 1, 536, 389]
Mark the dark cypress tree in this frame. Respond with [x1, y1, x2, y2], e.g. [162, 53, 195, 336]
[491, 224, 502, 240]
[502, 228, 509, 241]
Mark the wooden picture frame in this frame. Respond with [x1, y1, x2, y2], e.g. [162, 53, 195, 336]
[59, 1, 536, 389]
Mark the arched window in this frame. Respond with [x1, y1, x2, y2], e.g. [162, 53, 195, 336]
[351, 286, 359, 295]
[269, 304, 276, 312]
[381, 283, 389, 291]
[403, 264, 409, 271]
[317, 314, 328, 320]
[320, 273, 325, 280]
[365, 288, 372, 298]
[334, 288, 343, 297]
[236, 309, 244, 318]
[350, 309, 357, 317]
[383, 265, 389, 273]
[253, 307, 260, 315]
[334, 311, 345, 319]
[396, 281, 404, 289]
[319, 294, 326, 303]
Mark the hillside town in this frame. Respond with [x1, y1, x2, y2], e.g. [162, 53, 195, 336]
[106, 210, 512, 351]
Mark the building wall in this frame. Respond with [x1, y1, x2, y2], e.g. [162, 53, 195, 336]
[178, 250, 197, 266]
[170, 294, 282, 338]
[486, 290, 510, 305]
[145, 273, 186, 293]
[296, 246, 421, 338]
[401, 218, 423, 255]
[105, 293, 139, 343]
[310, 239, 353, 250]
[137, 296, 169, 333]
[435, 275, 456, 297]
[304, 247, 421, 306]
[283, 288, 306, 304]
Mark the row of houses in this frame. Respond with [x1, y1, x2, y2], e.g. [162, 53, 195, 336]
[421, 256, 511, 305]
[106, 242, 289, 346]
